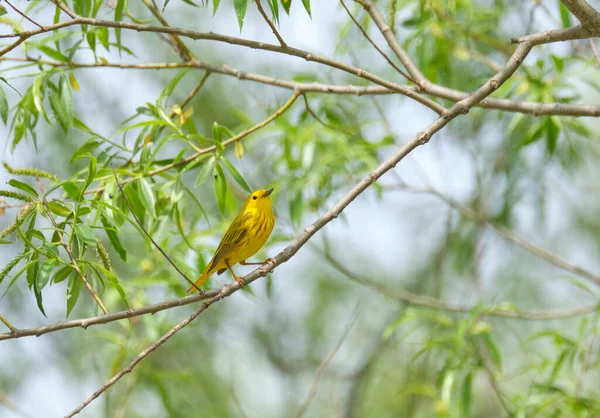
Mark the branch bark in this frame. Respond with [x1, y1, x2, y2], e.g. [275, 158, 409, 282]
[560, 0, 600, 31]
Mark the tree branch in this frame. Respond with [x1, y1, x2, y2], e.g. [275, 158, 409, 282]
[320, 245, 596, 320]
[0, 312, 17, 334]
[353, 0, 427, 86]
[397, 185, 600, 286]
[0, 291, 219, 341]
[560, 0, 600, 31]
[255, 0, 287, 47]
[339, 0, 415, 84]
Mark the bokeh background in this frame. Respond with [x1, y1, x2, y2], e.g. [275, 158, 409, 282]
[2, 0, 600, 417]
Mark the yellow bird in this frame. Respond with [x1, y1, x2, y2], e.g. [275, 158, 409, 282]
[187, 188, 275, 292]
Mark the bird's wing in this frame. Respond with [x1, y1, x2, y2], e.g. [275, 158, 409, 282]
[203, 212, 251, 274]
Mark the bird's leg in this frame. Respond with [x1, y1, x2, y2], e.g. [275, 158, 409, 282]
[240, 257, 276, 266]
[226, 261, 245, 287]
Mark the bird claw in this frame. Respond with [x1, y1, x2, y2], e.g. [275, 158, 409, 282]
[234, 276, 245, 288]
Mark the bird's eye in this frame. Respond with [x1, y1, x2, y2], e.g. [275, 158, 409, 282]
[252, 195, 257, 200]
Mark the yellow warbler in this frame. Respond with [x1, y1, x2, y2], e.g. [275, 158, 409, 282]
[187, 188, 275, 292]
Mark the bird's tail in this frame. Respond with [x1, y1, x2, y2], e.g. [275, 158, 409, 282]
[187, 274, 209, 293]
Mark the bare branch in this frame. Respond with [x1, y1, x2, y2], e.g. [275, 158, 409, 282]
[0, 291, 220, 342]
[3, 55, 599, 117]
[353, 0, 427, 86]
[113, 172, 202, 293]
[65, 295, 220, 417]
[141, 0, 194, 61]
[0, 13, 445, 115]
[295, 308, 357, 418]
[339, 0, 415, 83]
[321, 245, 596, 320]
[255, 0, 287, 47]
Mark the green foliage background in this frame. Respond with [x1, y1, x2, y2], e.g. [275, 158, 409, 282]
[1, 0, 600, 417]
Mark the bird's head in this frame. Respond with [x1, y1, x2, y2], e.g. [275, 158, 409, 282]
[242, 188, 274, 212]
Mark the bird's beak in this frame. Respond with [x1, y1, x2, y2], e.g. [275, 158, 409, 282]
[264, 188, 274, 197]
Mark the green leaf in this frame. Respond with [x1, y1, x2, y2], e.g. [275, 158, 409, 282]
[87, 31, 97, 54]
[38, 45, 70, 63]
[8, 179, 38, 197]
[196, 156, 216, 186]
[0, 83, 8, 124]
[222, 157, 252, 193]
[234, 0, 248, 30]
[481, 333, 502, 372]
[114, 0, 124, 51]
[47, 201, 72, 217]
[235, 141, 244, 159]
[80, 155, 97, 199]
[36, 258, 57, 291]
[546, 117, 559, 155]
[558, 0, 571, 28]
[89, 262, 129, 308]
[53, 264, 73, 284]
[162, 0, 171, 11]
[62, 181, 80, 200]
[66, 271, 83, 318]
[214, 162, 227, 216]
[71, 139, 101, 162]
[174, 204, 195, 250]
[301, 0, 311, 16]
[268, 0, 279, 23]
[74, 223, 97, 246]
[138, 177, 156, 219]
[100, 216, 127, 262]
[161, 69, 190, 103]
[460, 371, 473, 417]
[213, 0, 221, 14]
[0, 5, 7, 16]
[289, 189, 303, 226]
[96, 26, 109, 50]
[281, 0, 292, 15]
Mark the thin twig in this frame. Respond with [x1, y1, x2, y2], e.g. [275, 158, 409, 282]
[4, 0, 44, 28]
[589, 39, 600, 68]
[256, 0, 287, 47]
[395, 185, 600, 286]
[295, 308, 358, 418]
[141, 0, 194, 61]
[113, 172, 202, 293]
[320, 245, 597, 320]
[179, 71, 212, 109]
[0, 313, 17, 334]
[302, 94, 356, 137]
[340, 0, 415, 83]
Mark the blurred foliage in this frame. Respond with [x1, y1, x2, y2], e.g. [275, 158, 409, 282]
[0, 0, 600, 417]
